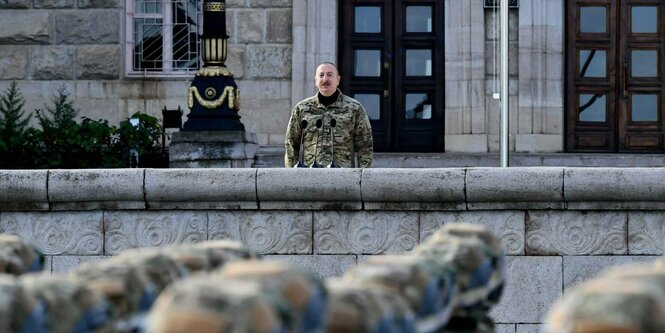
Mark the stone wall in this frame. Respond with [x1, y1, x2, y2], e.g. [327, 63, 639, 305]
[444, 0, 564, 153]
[1, 167, 663, 331]
[0, 0, 569, 154]
[0, 0, 293, 146]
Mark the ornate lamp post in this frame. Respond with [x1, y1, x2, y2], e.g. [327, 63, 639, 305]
[169, 0, 258, 168]
[182, 0, 244, 131]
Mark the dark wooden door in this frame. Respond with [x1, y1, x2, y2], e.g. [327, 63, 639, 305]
[566, 0, 665, 152]
[339, 0, 444, 152]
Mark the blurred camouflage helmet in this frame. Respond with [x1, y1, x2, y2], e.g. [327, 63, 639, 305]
[600, 262, 665, 291]
[196, 240, 259, 262]
[162, 241, 257, 274]
[0, 234, 44, 275]
[344, 255, 454, 321]
[145, 277, 285, 333]
[0, 274, 47, 333]
[546, 277, 665, 333]
[415, 223, 505, 310]
[73, 261, 155, 319]
[107, 249, 188, 294]
[19, 273, 110, 333]
[216, 260, 326, 333]
[324, 279, 416, 333]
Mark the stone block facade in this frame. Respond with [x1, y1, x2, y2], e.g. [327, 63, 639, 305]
[1, 167, 663, 330]
[0, 0, 567, 153]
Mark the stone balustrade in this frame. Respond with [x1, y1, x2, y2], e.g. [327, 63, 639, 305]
[1, 167, 664, 331]
[4, 167, 665, 210]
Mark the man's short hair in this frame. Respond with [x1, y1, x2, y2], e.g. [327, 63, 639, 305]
[317, 62, 340, 76]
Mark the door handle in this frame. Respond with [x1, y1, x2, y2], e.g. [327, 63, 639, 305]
[623, 62, 628, 98]
[384, 60, 390, 97]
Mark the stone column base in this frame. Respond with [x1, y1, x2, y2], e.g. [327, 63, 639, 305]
[168, 131, 258, 168]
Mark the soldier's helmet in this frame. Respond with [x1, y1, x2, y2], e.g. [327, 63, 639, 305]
[344, 255, 455, 322]
[601, 262, 665, 293]
[107, 248, 188, 294]
[546, 277, 665, 333]
[0, 274, 47, 333]
[215, 260, 327, 333]
[324, 279, 416, 333]
[415, 223, 505, 309]
[145, 277, 285, 333]
[162, 240, 257, 274]
[19, 273, 111, 333]
[197, 240, 260, 262]
[0, 234, 44, 275]
[73, 261, 155, 320]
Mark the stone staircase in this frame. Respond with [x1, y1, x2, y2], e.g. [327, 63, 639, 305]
[253, 145, 665, 168]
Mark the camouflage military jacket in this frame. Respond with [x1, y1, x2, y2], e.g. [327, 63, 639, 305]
[285, 90, 374, 168]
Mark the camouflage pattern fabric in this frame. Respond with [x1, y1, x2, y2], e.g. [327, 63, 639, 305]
[106, 249, 188, 294]
[344, 255, 454, 319]
[216, 260, 326, 333]
[0, 274, 47, 333]
[324, 279, 416, 333]
[145, 277, 285, 333]
[285, 90, 374, 168]
[160, 240, 258, 275]
[0, 234, 44, 275]
[546, 277, 665, 333]
[19, 273, 110, 333]
[416, 223, 506, 309]
[73, 261, 155, 319]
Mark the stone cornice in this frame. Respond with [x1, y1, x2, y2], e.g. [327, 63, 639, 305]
[2, 167, 665, 211]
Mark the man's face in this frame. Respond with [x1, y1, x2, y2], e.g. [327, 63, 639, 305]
[315, 64, 340, 97]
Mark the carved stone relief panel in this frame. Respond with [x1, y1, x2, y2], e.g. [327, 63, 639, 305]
[526, 211, 627, 255]
[209, 211, 312, 254]
[314, 211, 418, 255]
[628, 212, 665, 255]
[0, 211, 103, 255]
[420, 211, 525, 255]
[104, 211, 207, 255]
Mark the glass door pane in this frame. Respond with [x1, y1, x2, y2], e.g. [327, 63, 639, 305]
[579, 49, 607, 77]
[631, 94, 659, 122]
[355, 6, 381, 33]
[631, 50, 658, 77]
[580, 6, 607, 33]
[354, 50, 382, 77]
[405, 49, 432, 76]
[354, 93, 382, 120]
[632, 6, 658, 33]
[405, 93, 432, 119]
[579, 94, 607, 122]
[406, 6, 432, 33]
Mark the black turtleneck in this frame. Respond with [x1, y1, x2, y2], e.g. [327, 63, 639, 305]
[318, 90, 340, 107]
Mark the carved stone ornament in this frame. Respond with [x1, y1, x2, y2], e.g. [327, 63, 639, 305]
[196, 66, 233, 78]
[188, 85, 240, 110]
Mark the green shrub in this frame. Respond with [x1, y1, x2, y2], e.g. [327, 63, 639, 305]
[0, 81, 35, 168]
[0, 83, 166, 169]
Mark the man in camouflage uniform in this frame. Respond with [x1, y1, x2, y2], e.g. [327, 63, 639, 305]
[285, 62, 374, 168]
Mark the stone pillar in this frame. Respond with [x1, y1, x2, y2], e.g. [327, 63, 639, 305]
[516, 0, 564, 152]
[444, 0, 488, 152]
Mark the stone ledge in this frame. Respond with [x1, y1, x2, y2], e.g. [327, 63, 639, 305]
[145, 168, 257, 209]
[256, 168, 362, 210]
[48, 169, 145, 210]
[361, 168, 466, 210]
[3, 167, 665, 210]
[0, 170, 48, 210]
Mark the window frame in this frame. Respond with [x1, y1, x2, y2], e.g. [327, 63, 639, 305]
[124, 0, 203, 78]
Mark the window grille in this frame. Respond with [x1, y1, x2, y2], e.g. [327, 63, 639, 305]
[126, 0, 202, 77]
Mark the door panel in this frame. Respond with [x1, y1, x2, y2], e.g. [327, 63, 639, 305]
[618, 0, 665, 151]
[340, 0, 444, 152]
[567, 0, 665, 152]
